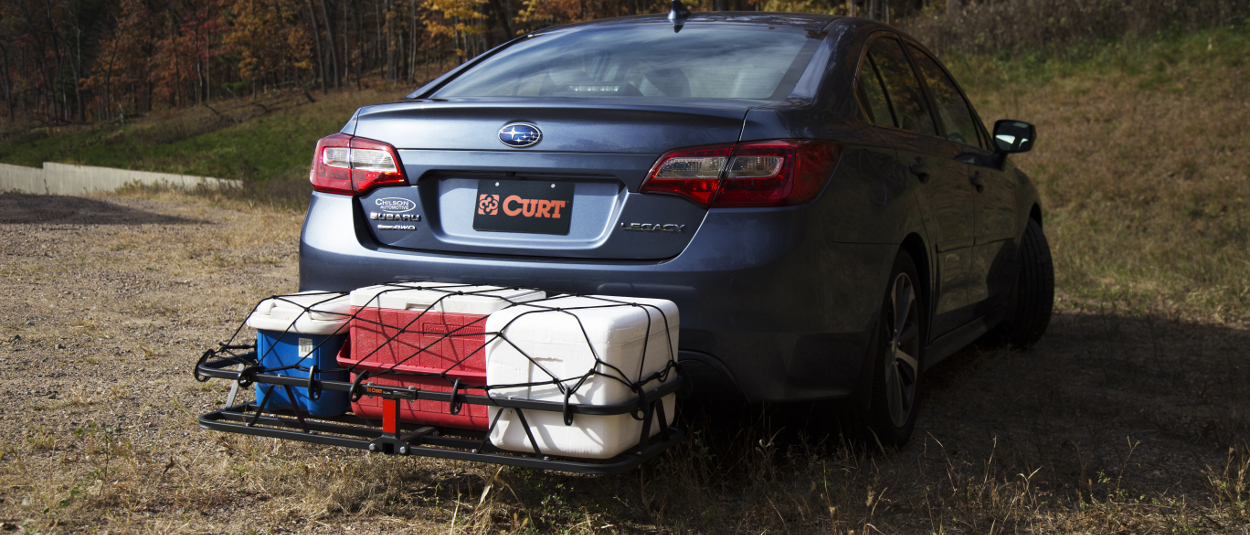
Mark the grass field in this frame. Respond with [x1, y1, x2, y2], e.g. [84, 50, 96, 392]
[0, 88, 407, 182]
[945, 24, 1250, 324]
[2, 22, 1249, 534]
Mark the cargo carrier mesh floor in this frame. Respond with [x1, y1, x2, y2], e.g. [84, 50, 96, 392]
[194, 284, 685, 475]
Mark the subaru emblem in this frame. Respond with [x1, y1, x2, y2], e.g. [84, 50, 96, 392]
[498, 123, 542, 148]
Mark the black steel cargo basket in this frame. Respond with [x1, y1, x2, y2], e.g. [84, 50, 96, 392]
[194, 344, 684, 475]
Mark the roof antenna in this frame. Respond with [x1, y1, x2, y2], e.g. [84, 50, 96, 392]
[668, 0, 690, 32]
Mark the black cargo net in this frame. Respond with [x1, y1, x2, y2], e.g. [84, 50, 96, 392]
[207, 283, 679, 428]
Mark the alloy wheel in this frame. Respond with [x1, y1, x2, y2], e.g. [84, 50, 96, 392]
[884, 272, 920, 428]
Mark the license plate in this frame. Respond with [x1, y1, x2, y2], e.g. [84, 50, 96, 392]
[473, 179, 575, 235]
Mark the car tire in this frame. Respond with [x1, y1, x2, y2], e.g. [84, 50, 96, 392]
[863, 251, 925, 448]
[1001, 218, 1054, 349]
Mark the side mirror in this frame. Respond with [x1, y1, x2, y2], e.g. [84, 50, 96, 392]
[992, 120, 1036, 154]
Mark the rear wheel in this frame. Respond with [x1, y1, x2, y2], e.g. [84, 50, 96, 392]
[865, 251, 925, 448]
[1002, 218, 1054, 349]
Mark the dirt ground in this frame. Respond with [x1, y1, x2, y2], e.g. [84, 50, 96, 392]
[2, 192, 1249, 534]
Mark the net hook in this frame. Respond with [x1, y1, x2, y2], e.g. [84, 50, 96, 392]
[193, 349, 214, 382]
[562, 389, 577, 426]
[349, 370, 372, 402]
[448, 378, 464, 415]
[306, 364, 322, 401]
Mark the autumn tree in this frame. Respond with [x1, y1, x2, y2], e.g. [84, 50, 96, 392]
[84, 0, 165, 120]
[0, 0, 912, 127]
[220, 0, 313, 92]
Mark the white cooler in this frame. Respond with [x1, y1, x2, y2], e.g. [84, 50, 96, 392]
[485, 295, 679, 459]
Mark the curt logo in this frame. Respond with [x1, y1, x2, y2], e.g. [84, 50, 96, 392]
[472, 179, 574, 235]
[501, 195, 567, 219]
[478, 194, 499, 215]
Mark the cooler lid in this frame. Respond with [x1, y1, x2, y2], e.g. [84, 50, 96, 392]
[246, 291, 353, 335]
[487, 295, 680, 346]
[349, 283, 546, 315]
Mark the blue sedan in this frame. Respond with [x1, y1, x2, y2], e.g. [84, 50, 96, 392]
[298, 7, 1054, 446]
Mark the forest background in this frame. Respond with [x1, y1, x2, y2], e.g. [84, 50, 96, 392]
[2, 0, 1246, 131]
[2, 0, 839, 127]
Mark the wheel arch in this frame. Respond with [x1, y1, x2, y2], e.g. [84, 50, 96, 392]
[900, 232, 930, 315]
[1029, 204, 1043, 226]
[854, 232, 930, 411]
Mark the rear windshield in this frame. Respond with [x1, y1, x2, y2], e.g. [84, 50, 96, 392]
[433, 25, 822, 100]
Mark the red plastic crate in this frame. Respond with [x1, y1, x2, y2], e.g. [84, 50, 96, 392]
[350, 372, 490, 431]
[340, 306, 490, 430]
[341, 306, 488, 377]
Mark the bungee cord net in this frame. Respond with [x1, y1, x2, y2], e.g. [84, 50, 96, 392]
[199, 282, 681, 457]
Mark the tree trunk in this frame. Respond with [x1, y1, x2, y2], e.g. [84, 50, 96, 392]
[487, 0, 513, 45]
[344, 0, 352, 89]
[103, 35, 118, 121]
[32, 34, 56, 120]
[0, 43, 13, 122]
[319, 0, 340, 88]
[70, 17, 85, 122]
[409, 0, 418, 82]
[353, 0, 362, 90]
[307, 0, 326, 92]
[376, 0, 383, 78]
[382, 0, 391, 82]
[39, 0, 67, 121]
[204, 13, 212, 103]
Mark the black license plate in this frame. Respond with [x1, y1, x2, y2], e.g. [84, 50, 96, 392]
[473, 180, 575, 235]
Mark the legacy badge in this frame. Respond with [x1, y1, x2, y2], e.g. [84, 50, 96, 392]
[620, 222, 685, 232]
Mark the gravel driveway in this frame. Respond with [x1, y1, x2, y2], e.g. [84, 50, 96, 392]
[3, 192, 1249, 534]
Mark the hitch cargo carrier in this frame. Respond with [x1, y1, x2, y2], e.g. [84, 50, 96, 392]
[193, 284, 685, 475]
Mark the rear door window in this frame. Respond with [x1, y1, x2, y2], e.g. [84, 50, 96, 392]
[857, 56, 896, 127]
[908, 45, 985, 149]
[865, 38, 937, 137]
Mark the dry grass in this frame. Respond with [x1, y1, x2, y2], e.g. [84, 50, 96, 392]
[12, 307, 1250, 534]
[904, 0, 1250, 56]
[946, 23, 1250, 324]
[0, 87, 410, 183]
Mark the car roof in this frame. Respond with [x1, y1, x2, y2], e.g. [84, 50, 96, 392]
[535, 11, 846, 34]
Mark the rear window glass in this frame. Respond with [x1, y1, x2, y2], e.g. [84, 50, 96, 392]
[866, 38, 937, 137]
[908, 44, 984, 149]
[433, 25, 821, 100]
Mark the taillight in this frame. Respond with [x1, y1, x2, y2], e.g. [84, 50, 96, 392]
[718, 140, 840, 207]
[640, 139, 842, 208]
[639, 144, 733, 207]
[310, 133, 408, 195]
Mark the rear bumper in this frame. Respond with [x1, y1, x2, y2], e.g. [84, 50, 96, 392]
[299, 192, 896, 402]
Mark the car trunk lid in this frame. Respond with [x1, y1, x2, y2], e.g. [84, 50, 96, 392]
[350, 99, 754, 261]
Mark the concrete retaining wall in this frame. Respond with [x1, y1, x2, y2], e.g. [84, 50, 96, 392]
[0, 162, 240, 195]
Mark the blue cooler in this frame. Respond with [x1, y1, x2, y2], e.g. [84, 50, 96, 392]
[246, 291, 353, 417]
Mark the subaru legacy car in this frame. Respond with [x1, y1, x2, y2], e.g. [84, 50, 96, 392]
[299, 9, 1054, 445]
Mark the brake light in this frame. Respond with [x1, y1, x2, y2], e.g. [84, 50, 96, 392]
[718, 140, 840, 207]
[310, 133, 408, 195]
[639, 144, 733, 207]
[640, 139, 841, 208]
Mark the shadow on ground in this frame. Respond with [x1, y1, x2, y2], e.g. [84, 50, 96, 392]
[0, 194, 206, 225]
[464, 309, 1250, 532]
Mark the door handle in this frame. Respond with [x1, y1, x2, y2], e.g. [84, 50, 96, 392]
[908, 158, 930, 184]
[969, 171, 984, 192]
